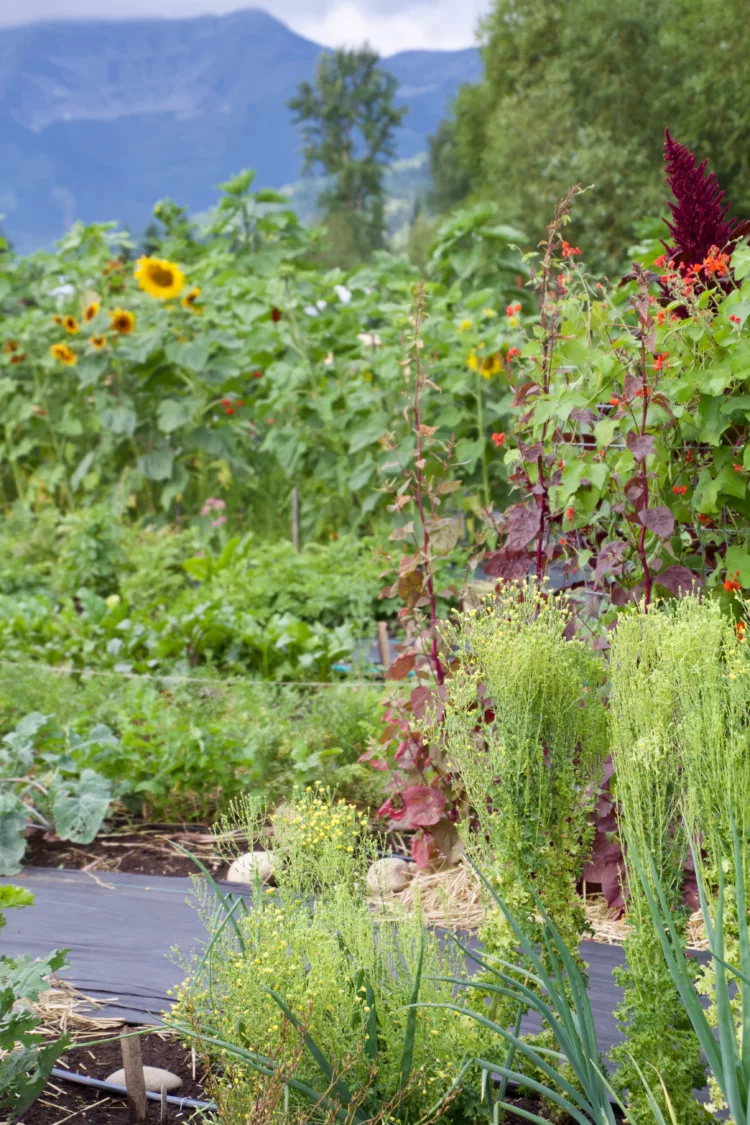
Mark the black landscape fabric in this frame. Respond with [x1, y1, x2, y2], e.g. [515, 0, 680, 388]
[0, 868, 627, 1054]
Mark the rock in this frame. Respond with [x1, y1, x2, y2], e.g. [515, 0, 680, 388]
[105, 1066, 182, 1093]
[366, 856, 415, 896]
[226, 850, 276, 885]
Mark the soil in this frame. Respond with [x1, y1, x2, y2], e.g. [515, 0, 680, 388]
[24, 824, 230, 880]
[18, 1033, 210, 1124]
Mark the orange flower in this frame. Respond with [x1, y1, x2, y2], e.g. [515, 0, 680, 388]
[83, 301, 100, 323]
[10, 353, 27, 365]
[672, 484, 687, 496]
[3, 340, 19, 353]
[724, 573, 742, 593]
[653, 353, 669, 371]
[737, 621, 747, 641]
[565, 506, 575, 521]
[491, 432, 506, 447]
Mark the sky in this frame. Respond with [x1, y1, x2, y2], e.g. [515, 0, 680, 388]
[0, 0, 492, 52]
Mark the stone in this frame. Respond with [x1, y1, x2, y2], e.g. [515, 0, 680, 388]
[226, 850, 276, 885]
[366, 856, 415, 896]
[105, 1066, 182, 1093]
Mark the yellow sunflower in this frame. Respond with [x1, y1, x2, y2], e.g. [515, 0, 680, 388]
[467, 350, 479, 372]
[53, 315, 63, 325]
[83, 300, 100, 323]
[63, 315, 79, 335]
[110, 308, 136, 334]
[134, 256, 186, 300]
[89, 334, 108, 351]
[181, 286, 201, 311]
[481, 354, 503, 379]
[50, 342, 77, 366]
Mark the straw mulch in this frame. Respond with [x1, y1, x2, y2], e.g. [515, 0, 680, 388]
[370, 860, 709, 950]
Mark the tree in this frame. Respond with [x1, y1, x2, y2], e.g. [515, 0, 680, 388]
[433, 0, 750, 272]
[288, 47, 407, 259]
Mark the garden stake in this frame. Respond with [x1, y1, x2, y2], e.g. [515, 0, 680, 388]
[377, 621, 391, 669]
[120, 1033, 148, 1123]
[160, 1084, 169, 1123]
[291, 487, 300, 551]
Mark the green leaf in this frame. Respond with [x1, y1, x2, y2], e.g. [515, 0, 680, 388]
[0, 794, 28, 877]
[348, 413, 388, 454]
[137, 445, 174, 481]
[157, 398, 195, 434]
[99, 405, 137, 437]
[51, 769, 112, 844]
[70, 450, 95, 492]
[254, 189, 289, 204]
[220, 169, 255, 196]
[399, 932, 424, 1090]
[725, 547, 750, 587]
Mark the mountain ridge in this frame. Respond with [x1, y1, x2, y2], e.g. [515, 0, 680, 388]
[0, 8, 482, 250]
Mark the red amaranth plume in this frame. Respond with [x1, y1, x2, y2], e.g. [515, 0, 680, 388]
[662, 129, 738, 266]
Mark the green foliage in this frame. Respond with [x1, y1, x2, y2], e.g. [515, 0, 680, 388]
[439, 0, 750, 270]
[0, 182, 523, 533]
[171, 790, 487, 1125]
[0, 667, 385, 823]
[608, 611, 711, 1124]
[289, 47, 407, 256]
[0, 888, 69, 1118]
[631, 822, 750, 1125]
[440, 586, 607, 994]
[0, 711, 115, 873]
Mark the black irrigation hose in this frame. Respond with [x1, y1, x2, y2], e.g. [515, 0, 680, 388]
[49, 1067, 217, 1112]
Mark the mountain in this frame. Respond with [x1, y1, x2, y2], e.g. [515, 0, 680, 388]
[0, 9, 481, 252]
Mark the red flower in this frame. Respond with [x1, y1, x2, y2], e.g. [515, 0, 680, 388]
[672, 484, 688, 495]
[271, 307, 283, 322]
[565, 506, 575, 521]
[221, 398, 232, 406]
[724, 573, 742, 593]
[653, 353, 669, 371]
[635, 386, 652, 398]
[236, 399, 244, 407]
[506, 347, 521, 361]
[609, 396, 622, 407]
[654, 253, 667, 268]
[730, 314, 741, 325]
[253, 370, 263, 378]
[738, 621, 747, 640]
[491, 432, 506, 447]
[10, 353, 26, 364]
[698, 514, 713, 525]
[561, 241, 581, 258]
[224, 406, 235, 416]
[734, 463, 743, 472]
[657, 310, 666, 325]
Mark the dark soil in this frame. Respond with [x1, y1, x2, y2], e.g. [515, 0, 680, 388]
[18, 1033, 210, 1124]
[24, 824, 230, 880]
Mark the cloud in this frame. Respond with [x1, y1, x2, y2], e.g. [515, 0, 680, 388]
[0, 0, 490, 52]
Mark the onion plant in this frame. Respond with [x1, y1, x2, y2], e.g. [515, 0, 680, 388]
[630, 822, 750, 1124]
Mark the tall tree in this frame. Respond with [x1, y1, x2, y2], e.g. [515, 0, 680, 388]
[289, 47, 407, 258]
[429, 0, 750, 270]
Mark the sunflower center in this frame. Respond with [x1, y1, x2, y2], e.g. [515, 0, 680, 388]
[148, 265, 175, 288]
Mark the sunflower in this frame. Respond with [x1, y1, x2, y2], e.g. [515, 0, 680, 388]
[63, 315, 79, 335]
[467, 350, 479, 372]
[53, 315, 63, 325]
[181, 286, 201, 311]
[134, 256, 186, 300]
[110, 308, 136, 334]
[3, 340, 19, 353]
[481, 354, 503, 379]
[89, 334, 107, 351]
[83, 300, 100, 323]
[50, 342, 77, 366]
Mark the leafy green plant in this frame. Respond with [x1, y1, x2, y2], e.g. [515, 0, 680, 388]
[0, 712, 115, 874]
[440, 585, 607, 983]
[608, 609, 711, 1123]
[170, 789, 487, 1124]
[0, 884, 69, 1119]
[631, 823, 750, 1124]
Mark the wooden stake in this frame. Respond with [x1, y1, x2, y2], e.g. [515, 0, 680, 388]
[377, 622, 391, 670]
[160, 1085, 169, 1123]
[291, 487, 300, 552]
[120, 1034, 148, 1124]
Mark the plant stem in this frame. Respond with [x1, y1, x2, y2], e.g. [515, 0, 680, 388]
[475, 370, 490, 509]
[637, 335, 653, 611]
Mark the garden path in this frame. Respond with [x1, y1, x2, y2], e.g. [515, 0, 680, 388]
[0, 869, 627, 1053]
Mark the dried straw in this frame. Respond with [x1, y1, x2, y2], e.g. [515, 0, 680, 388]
[370, 860, 708, 949]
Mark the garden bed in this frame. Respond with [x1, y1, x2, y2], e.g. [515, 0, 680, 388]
[21, 1032, 208, 1124]
[24, 824, 227, 880]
